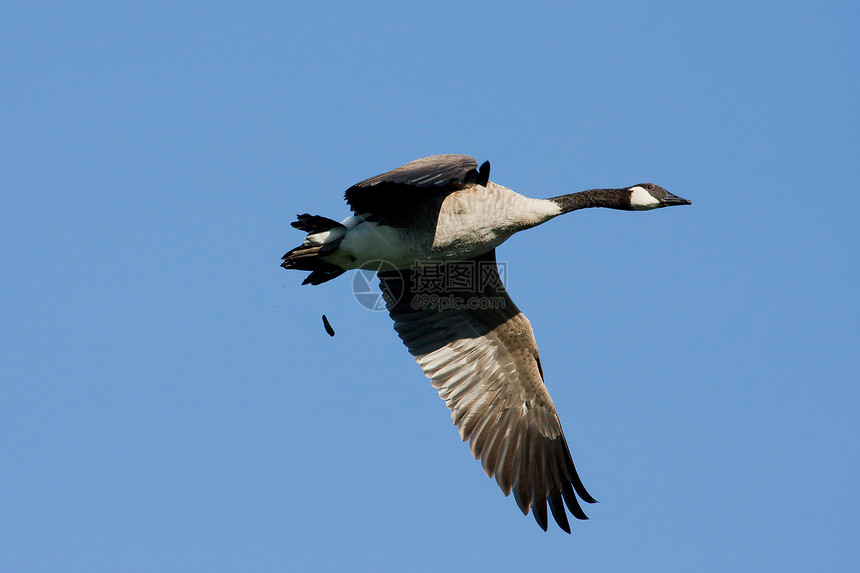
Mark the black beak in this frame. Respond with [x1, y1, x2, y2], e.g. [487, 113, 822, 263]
[661, 192, 692, 206]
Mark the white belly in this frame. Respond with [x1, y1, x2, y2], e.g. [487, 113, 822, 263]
[322, 222, 432, 269]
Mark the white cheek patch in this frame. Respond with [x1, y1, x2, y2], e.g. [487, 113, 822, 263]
[629, 186, 661, 210]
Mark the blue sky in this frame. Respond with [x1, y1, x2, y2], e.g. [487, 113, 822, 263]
[2, 1, 858, 571]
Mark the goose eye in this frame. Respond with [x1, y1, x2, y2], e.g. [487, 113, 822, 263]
[646, 184, 654, 190]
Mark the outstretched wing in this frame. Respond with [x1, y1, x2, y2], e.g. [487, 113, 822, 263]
[378, 249, 596, 532]
[345, 154, 490, 227]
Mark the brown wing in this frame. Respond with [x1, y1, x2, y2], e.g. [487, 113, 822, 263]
[344, 154, 490, 227]
[378, 249, 595, 532]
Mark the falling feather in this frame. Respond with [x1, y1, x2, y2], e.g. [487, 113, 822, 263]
[322, 314, 335, 337]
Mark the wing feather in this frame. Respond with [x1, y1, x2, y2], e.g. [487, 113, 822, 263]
[378, 249, 595, 532]
[344, 154, 489, 227]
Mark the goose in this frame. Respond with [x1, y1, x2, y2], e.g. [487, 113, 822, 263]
[282, 154, 691, 532]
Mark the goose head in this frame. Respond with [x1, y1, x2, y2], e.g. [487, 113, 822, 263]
[628, 184, 691, 210]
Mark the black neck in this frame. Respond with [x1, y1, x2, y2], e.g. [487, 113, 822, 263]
[549, 188, 631, 213]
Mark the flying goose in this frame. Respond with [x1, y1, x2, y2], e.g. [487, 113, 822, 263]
[282, 154, 691, 532]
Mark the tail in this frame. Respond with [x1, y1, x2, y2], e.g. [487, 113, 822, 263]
[281, 214, 347, 285]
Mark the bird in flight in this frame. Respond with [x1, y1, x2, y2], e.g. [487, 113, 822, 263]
[282, 154, 691, 532]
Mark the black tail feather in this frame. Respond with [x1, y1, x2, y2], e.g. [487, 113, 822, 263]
[282, 213, 347, 285]
[302, 268, 347, 285]
[291, 214, 344, 234]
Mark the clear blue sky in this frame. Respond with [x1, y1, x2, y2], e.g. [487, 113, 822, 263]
[2, 1, 858, 571]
